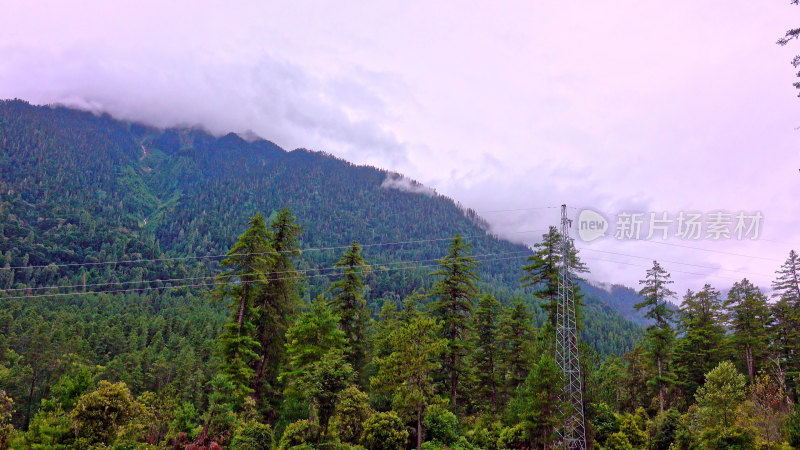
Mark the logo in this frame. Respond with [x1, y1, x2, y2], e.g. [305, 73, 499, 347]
[577, 209, 608, 242]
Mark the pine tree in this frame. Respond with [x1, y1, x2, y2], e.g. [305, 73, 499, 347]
[430, 234, 479, 411]
[773, 250, 800, 302]
[725, 278, 772, 380]
[214, 214, 273, 405]
[506, 352, 565, 449]
[280, 297, 348, 425]
[636, 260, 676, 413]
[497, 300, 536, 403]
[471, 293, 502, 414]
[370, 307, 446, 450]
[521, 226, 588, 329]
[329, 242, 370, 382]
[254, 208, 302, 420]
[771, 250, 800, 400]
[673, 285, 726, 400]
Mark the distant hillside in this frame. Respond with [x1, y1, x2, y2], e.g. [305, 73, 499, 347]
[0, 99, 643, 354]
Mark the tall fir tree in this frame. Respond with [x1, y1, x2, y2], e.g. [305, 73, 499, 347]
[520, 226, 588, 329]
[506, 353, 565, 449]
[430, 234, 479, 412]
[254, 208, 302, 420]
[771, 250, 800, 400]
[497, 300, 536, 405]
[471, 293, 502, 414]
[725, 278, 772, 380]
[280, 297, 350, 427]
[636, 260, 676, 413]
[329, 242, 370, 383]
[672, 285, 726, 401]
[370, 302, 446, 450]
[214, 214, 273, 406]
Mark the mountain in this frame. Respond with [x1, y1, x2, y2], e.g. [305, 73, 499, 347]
[0, 99, 643, 354]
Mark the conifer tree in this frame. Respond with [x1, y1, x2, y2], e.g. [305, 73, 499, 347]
[254, 208, 302, 419]
[673, 285, 726, 400]
[497, 300, 535, 402]
[471, 293, 501, 414]
[370, 303, 446, 450]
[280, 297, 350, 428]
[329, 242, 370, 382]
[725, 278, 772, 380]
[636, 260, 676, 412]
[521, 226, 588, 329]
[771, 250, 800, 401]
[430, 234, 479, 411]
[215, 214, 273, 405]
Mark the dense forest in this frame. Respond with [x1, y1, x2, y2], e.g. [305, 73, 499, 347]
[1, 100, 800, 448]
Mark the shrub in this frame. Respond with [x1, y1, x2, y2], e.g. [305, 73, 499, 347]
[232, 420, 273, 450]
[424, 405, 459, 446]
[361, 411, 408, 450]
[280, 420, 320, 449]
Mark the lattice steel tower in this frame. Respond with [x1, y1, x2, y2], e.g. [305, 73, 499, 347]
[555, 204, 586, 449]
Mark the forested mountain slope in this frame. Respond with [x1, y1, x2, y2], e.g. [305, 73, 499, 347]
[0, 99, 642, 353]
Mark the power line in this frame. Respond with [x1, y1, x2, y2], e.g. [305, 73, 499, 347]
[0, 229, 548, 272]
[0, 249, 532, 294]
[576, 247, 773, 278]
[0, 253, 533, 300]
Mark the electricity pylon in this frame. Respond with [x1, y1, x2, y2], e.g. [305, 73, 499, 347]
[555, 204, 587, 449]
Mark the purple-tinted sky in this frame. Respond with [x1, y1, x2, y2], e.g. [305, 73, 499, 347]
[2, 1, 799, 295]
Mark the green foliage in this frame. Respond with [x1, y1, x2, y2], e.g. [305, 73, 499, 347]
[616, 408, 649, 449]
[361, 411, 408, 450]
[695, 361, 747, 429]
[424, 404, 459, 446]
[254, 207, 303, 420]
[651, 408, 680, 450]
[496, 423, 527, 449]
[0, 390, 14, 449]
[784, 404, 800, 447]
[215, 213, 272, 406]
[725, 278, 772, 379]
[282, 298, 352, 429]
[15, 408, 72, 449]
[231, 420, 273, 450]
[604, 431, 634, 450]
[330, 242, 371, 380]
[471, 293, 502, 413]
[505, 352, 563, 448]
[280, 419, 321, 449]
[591, 402, 620, 446]
[636, 260, 676, 412]
[70, 380, 138, 445]
[698, 425, 756, 450]
[430, 234, 479, 411]
[330, 387, 373, 445]
[520, 226, 588, 329]
[673, 285, 726, 401]
[497, 300, 535, 401]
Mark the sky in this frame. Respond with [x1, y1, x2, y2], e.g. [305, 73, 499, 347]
[1, 1, 799, 295]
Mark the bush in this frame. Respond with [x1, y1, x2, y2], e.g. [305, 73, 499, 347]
[71, 380, 138, 445]
[330, 386, 373, 444]
[361, 411, 408, 450]
[280, 420, 320, 449]
[604, 431, 634, 450]
[464, 420, 501, 450]
[424, 405, 459, 445]
[497, 423, 527, 449]
[784, 404, 800, 447]
[699, 425, 756, 450]
[232, 420, 273, 450]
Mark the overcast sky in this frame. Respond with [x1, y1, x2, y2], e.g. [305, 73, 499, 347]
[2, 1, 799, 295]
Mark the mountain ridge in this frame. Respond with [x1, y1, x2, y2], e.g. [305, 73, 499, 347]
[0, 99, 644, 353]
